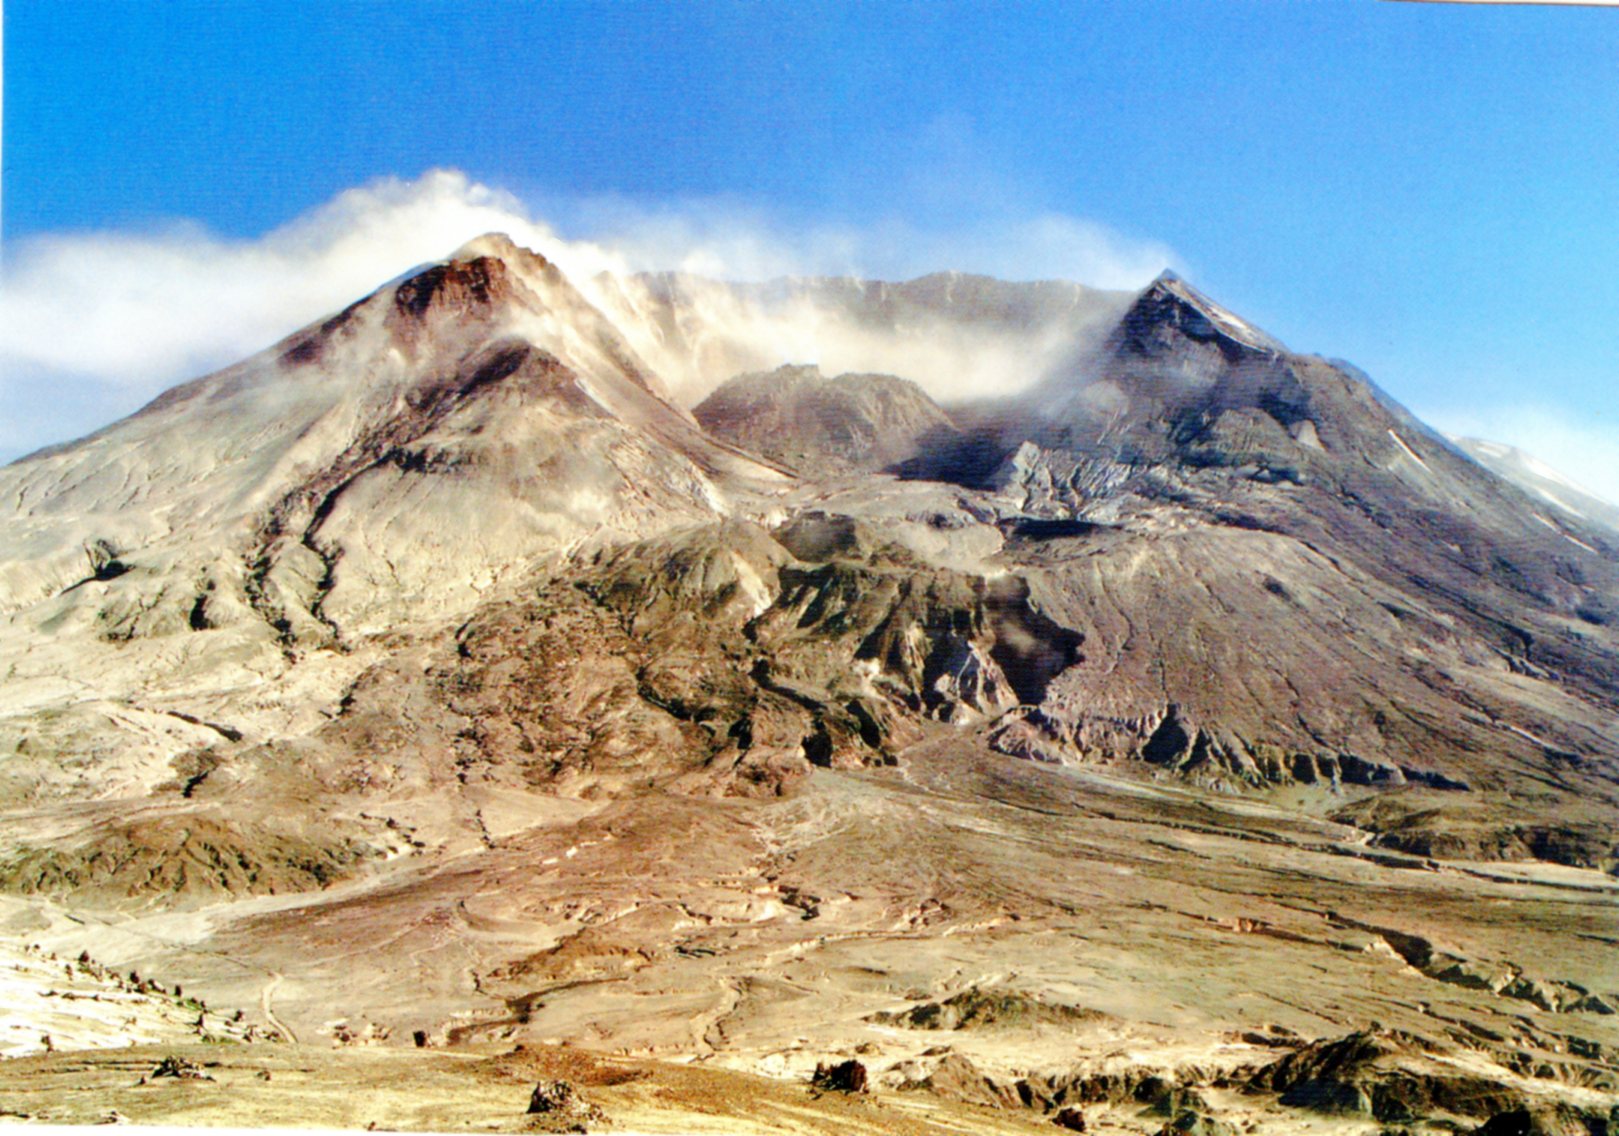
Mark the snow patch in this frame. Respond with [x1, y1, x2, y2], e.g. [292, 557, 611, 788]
[1521, 450, 1591, 493]
[1388, 430, 1431, 472]
[1291, 419, 1324, 451]
[1531, 513, 1598, 554]
[1534, 487, 1587, 520]
[1501, 720, 1557, 751]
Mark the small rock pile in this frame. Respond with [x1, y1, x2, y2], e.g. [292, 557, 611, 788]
[524, 1079, 606, 1133]
[149, 1055, 213, 1081]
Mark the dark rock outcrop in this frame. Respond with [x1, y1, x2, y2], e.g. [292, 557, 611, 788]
[1471, 1103, 1619, 1136]
[1247, 1030, 1526, 1123]
[811, 1059, 868, 1094]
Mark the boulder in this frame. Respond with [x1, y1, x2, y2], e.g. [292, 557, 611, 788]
[812, 1059, 868, 1094]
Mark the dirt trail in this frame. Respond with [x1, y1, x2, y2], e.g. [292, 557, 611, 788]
[261, 972, 297, 1042]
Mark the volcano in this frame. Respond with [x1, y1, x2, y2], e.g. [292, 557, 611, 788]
[1, 236, 1615, 1135]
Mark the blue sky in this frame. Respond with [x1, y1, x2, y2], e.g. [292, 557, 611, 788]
[4, 1, 1619, 494]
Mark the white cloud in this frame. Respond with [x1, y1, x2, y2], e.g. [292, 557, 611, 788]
[0, 171, 590, 390]
[0, 167, 1172, 390]
[549, 194, 1178, 288]
[1427, 402, 1619, 506]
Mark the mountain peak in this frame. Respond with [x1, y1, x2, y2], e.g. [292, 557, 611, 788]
[451, 231, 551, 268]
[388, 234, 570, 334]
[1118, 269, 1285, 357]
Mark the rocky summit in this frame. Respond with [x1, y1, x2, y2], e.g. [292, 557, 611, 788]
[1, 235, 1616, 1135]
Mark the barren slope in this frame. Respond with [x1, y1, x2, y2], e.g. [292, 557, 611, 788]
[695, 364, 957, 474]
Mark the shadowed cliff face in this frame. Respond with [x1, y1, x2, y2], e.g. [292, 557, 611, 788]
[2, 236, 1618, 1131]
